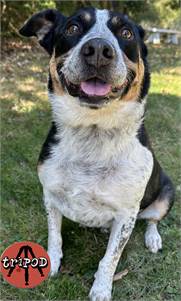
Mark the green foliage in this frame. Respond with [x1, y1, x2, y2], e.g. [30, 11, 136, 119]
[153, 0, 181, 29]
[1, 0, 180, 38]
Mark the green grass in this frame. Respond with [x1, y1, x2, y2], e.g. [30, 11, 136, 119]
[1, 43, 181, 301]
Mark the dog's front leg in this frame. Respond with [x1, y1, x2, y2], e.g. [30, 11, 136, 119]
[44, 190, 63, 276]
[89, 210, 138, 301]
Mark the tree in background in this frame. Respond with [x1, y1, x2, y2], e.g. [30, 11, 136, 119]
[1, 0, 180, 38]
[153, 0, 181, 29]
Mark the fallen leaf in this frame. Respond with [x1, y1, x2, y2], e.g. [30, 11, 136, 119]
[113, 269, 129, 282]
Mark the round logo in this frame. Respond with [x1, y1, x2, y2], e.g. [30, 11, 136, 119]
[0, 241, 50, 288]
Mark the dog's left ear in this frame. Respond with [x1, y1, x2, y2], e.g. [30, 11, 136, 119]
[137, 25, 148, 57]
[19, 9, 66, 55]
[137, 25, 145, 39]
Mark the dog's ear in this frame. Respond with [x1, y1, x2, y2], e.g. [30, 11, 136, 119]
[137, 25, 145, 39]
[137, 25, 148, 57]
[19, 9, 66, 54]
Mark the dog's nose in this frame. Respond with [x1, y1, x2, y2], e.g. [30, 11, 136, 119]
[81, 38, 115, 68]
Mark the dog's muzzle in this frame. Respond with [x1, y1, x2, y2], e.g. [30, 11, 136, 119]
[61, 38, 130, 108]
[79, 39, 115, 97]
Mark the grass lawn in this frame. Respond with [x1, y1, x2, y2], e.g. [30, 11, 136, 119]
[1, 42, 180, 301]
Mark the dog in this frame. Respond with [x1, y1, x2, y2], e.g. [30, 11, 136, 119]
[20, 7, 174, 301]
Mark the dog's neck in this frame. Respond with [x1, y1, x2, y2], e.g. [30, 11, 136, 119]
[49, 93, 146, 162]
[49, 92, 146, 129]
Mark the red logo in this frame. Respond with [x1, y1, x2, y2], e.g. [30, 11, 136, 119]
[0, 241, 50, 288]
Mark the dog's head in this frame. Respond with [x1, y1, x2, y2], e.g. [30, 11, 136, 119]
[20, 8, 149, 126]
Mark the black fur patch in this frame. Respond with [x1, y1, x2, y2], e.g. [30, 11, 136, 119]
[38, 122, 59, 163]
[139, 60, 150, 100]
[138, 123, 161, 209]
[48, 74, 53, 93]
[138, 123, 174, 212]
[108, 12, 141, 63]
[19, 9, 66, 54]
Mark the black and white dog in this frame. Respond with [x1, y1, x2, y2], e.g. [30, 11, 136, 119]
[20, 7, 174, 301]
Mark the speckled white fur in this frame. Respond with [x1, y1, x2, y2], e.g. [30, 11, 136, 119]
[45, 198, 63, 276]
[145, 222, 162, 253]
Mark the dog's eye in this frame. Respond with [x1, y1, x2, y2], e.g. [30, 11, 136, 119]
[66, 24, 80, 36]
[119, 28, 133, 40]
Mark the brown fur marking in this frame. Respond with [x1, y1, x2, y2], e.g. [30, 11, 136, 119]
[138, 197, 170, 221]
[49, 50, 64, 96]
[154, 198, 170, 220]
[122, 53, 145, 102]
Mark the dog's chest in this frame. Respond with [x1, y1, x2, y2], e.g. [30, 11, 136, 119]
[39, 130, 153, 227]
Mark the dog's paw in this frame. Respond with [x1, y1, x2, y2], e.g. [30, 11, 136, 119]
[89, 280, 112, 301]
[145, 226, 162, 253]
[48, 250, 62, 276]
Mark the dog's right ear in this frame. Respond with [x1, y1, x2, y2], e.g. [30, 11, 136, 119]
[19, 9, 66, 55]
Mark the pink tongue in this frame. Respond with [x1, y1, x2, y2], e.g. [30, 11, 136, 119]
[81, 79, 111, 96]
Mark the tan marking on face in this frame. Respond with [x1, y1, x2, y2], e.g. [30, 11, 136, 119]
[49, 50, 64, 96]
[82, 12, 91, 22]
[111, 16, 120, 25]
[121, 53, 145, 102]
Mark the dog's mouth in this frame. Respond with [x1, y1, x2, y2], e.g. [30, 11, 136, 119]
[64, 76, 129, 108]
